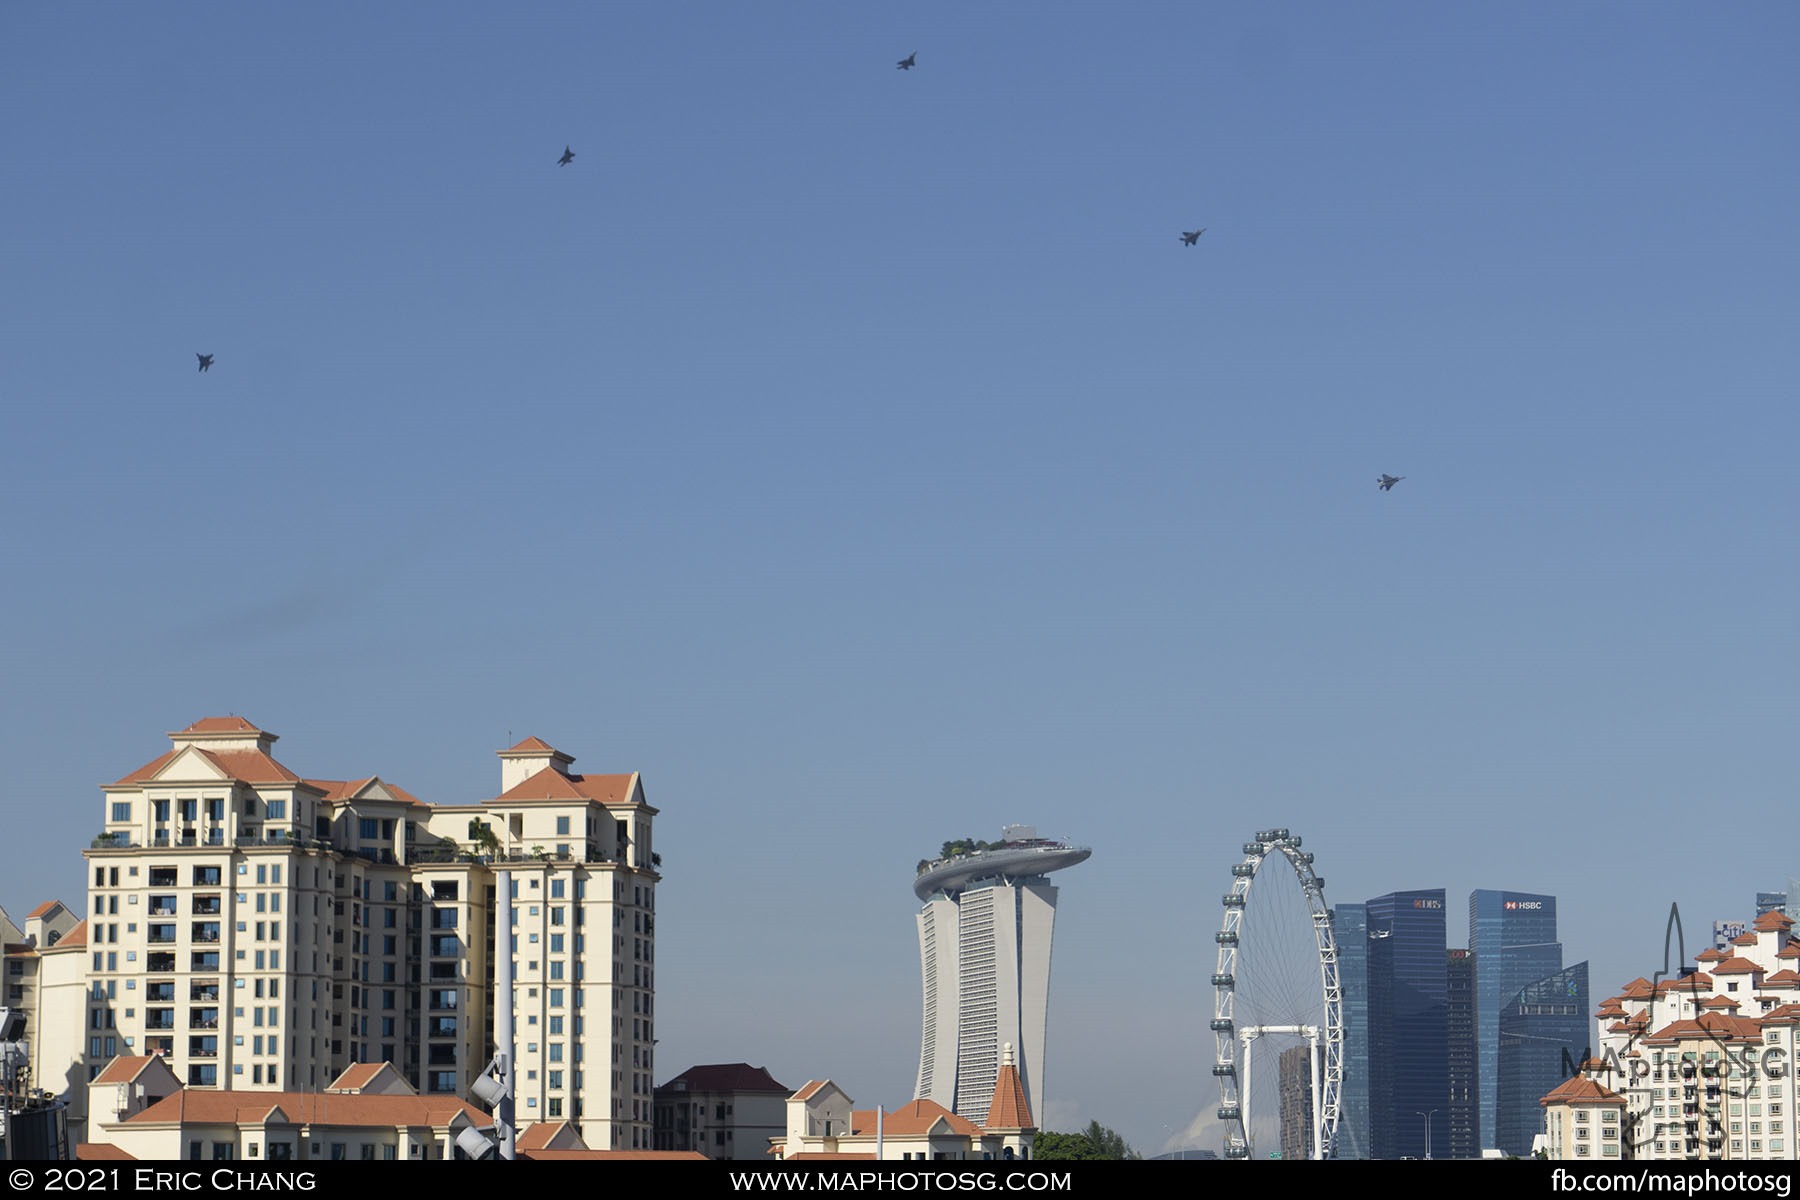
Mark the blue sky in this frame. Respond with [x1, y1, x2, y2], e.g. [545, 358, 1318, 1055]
[3, 2, 1798, 1155]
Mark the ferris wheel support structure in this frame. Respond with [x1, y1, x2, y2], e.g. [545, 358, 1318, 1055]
[1211, 828, 1342, 1160]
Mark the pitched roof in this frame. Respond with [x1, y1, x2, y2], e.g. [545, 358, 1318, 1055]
[791, 1081, 833, 1102]
[504, 737, 564, 755]
[112, 747, 300, 787]
[983, 1062, 1034, 1132]
[851, 1100, 981, 1138]
[1757, 911, 1797, 932]
[496, 767, 635, 805]
[516, 1121, 574, 1151]
[1643, 1012, 1764, 1045]
[93, 1057, 162, 1086]
[26, 900, 67, 919]
[1713, 957, 1763, 975]
[56, 920, 88, 949]
[661, 1063, 788, 1094]
[1541, 1076, 1625, 1106]
[325, 1063, 392, 1092]
[76, 1144, 137, 1160]
[126, 1089, 483, 1129]
[178, 717, 266, 735]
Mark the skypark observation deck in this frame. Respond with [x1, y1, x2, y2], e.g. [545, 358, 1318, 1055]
[913, 840, 1092, 902]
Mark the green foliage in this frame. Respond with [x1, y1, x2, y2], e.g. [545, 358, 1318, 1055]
[938, 836, 1003, 861]
[467, 819, 501, 854]
[1033, 1121, 1141, 1161]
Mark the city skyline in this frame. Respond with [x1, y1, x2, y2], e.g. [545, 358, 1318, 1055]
[5, 3, 1799, 1158]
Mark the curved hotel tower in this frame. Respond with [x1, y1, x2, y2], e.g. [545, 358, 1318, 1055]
[913, 826, 1090, 1125]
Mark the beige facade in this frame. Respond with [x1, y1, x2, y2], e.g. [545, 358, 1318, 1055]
[75, 718, 660, 1152]
[1550, 909, 1800, 1160]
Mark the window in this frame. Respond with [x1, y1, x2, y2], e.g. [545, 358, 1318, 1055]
[266, 800, 286, 820]
[556, 817, 570, 835]
[111, 802, 131, 822]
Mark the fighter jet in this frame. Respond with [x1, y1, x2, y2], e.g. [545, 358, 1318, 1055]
[897, 53, 916, 70]
[1180, 229, 1205, 245]
[558, 146, 575, 166]
[1377, 474, 1404, 491]
[197, 353, 214, 373]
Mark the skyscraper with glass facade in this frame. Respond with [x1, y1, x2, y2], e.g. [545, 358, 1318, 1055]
[1468, 890, 1565, 1152]
[1495, 961, 1589, 1157]
[1365, 889, 1447, 1160]
[1331, 902, 1370, 1160]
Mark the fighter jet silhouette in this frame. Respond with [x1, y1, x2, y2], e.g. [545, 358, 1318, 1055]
[1180, 229, 1205, 245]
[1377, 474, 1404, 491]
[558, 146, 575, 166]
[197, 354, 214, 373]
[897, 53, 916, 70]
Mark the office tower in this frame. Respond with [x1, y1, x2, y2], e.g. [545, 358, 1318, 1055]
[1468, 890, 1564, 1153]
[1446, 948, 1477, 1159]
[1331, 902, 1370, 1160]
[81, 718, 661, 1150]
[1365, 889, 1447, 1160]
[1495, 961, 1589, 1157]
[913, 826, 1088, 1125]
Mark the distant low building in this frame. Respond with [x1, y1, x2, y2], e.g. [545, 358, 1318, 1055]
[653, 1062, 788, 1159]
[775, 1046, 1035, 1161]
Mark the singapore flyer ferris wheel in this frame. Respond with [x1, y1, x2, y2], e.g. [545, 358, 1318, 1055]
[1211, 828, 1342, 1160]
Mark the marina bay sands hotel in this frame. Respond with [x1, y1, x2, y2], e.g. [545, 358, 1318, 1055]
[912, 826, 1090, 1125]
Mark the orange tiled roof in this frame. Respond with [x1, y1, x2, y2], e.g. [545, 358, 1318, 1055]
[1696, 949, 1728, 963]
[791, 1081, 831, 1102]
[112, 748, 299, 787]
[1756, 912, 1797, 932]
[1713, 957, 1762, 976]
[1541, 1076, 1624, 1106]
[496, 767, 635, 805]
[984, 1063, 1034, 1132]
[92, 1057, 162, 1086]
[1733, 932, 1760, 947]
[127, 1089, 482, 1129]
[851, 1100, 980, 1138]
[1619, 977, 1654, 999]
[179, 717, 265, 735]
[504, 737, 563, 755]
[55, 920, 89, 949]
[1765, 970, 1800, 986]
[76, 1144, 137, 1160]
[325, 1063, 389, 1092]
[26, 900, 66, 919]
[515, 1121, 573, 1151]
[1643, 1012, 1764, 1045]
[306, 778, 425, 807]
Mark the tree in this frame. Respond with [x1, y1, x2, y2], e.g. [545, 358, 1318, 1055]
[1033, 1121, 1141, 1160]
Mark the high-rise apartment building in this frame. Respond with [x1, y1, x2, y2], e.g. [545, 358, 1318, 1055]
[1364, 889, 1447, 1160]
[913, 826, 1088, 1126]
[79, 718, 661, 1149]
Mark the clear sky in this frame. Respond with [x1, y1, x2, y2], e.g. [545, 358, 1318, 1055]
[3, 2, 1798, 1156]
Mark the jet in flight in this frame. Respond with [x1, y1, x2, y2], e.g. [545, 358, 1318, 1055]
[1377, 474, 1404, 491]
[558, 146, 575, 166]
[1180, 229, 1205, 245]
[897, 53, 916, 70]
[197, 354, 214, 373]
